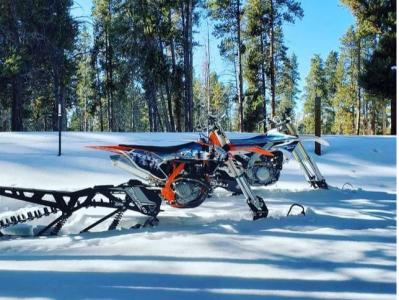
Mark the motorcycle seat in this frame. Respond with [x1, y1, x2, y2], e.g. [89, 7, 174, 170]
[119, 141, 203, 154]
[230, 134, 268, 145]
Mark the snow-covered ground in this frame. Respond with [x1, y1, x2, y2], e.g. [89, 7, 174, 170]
[0, 132, 396, 300]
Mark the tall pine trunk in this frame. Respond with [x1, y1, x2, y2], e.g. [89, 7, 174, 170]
[109, 51, 115, 131]
[188, 0, 194, 131]
[8, 1, 23, 131]
[105, 1, 115, 131]
[236, 0, 244, 132]
[84, 95, 88, 131]
[260, 33, 267, 132]
[105, 28, 111, 131]
[159, 85, 172, 131]
[182, 0, 194, 131]
[171, 48, 182, 132]
[356, 38, 361, 135]
[371, 99, 376, 134]
[167, 10, 176, 131]
[382, 103, 387, 134]
[168, 8, 181, 132]
[11, 75, 23, 131]
[391, 93, 396, 135]
[164, 80, 174, 131]
[96, 69, 104, 132]
[181, 2, 188, 130]
[269, 0, 276, 117]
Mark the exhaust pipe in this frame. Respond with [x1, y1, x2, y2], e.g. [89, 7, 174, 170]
[110, 154, 154, 184]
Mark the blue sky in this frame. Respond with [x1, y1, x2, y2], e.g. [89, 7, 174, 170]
[192, 0, 355, 111]
[72, 0, 355, 110]
[283, 0, 354, 102]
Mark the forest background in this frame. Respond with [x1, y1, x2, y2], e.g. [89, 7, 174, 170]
[0, 0, 396, 135]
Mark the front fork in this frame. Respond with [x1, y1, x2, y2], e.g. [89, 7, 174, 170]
[211, 127, 268, 220]
[292, 142, 327, 189]
[225, 158, 268, 220]
[285, 123, 328, 189]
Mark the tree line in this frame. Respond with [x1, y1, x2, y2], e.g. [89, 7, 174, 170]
[301, 0, 396, 135]
[0, 0, 395, 135]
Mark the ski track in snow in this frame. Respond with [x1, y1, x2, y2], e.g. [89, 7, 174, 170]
[0, 132, 396, 300]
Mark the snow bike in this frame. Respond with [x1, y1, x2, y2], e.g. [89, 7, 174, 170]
[90, 123, 272, 221]
[89, 113, 318, 220]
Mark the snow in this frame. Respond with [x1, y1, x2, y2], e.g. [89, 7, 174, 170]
[0, 132, 396, 300]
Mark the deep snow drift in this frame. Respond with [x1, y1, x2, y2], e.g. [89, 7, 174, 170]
[0, 132, 396, 300]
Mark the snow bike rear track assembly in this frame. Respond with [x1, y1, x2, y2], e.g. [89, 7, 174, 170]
[0, 180, 162, 237]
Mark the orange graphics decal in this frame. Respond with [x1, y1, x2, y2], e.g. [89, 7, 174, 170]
[161, 162, 186, 207]
[208, 131, 221, 146]
[86, 145, 134, 153]
[227, 144, 274, 157]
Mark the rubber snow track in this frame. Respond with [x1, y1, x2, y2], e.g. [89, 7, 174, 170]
[0, 132, 396, 300]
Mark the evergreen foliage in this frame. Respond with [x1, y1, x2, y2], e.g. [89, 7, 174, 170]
[0, 0, 394, 135]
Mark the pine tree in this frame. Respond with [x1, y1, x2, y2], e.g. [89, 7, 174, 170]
[265, 0, 303, 117]
[324, 51, 339, 132]
[92, 0, 117, 131]
[244, 0, 268, 131]
[331, 26, 361, 135]
[332, 56, 355, 134]
[73, 26, 95, 131]
[276, 54, 299, 119]
[208, 0, 245, 131]
[0, 1, 26, 131]
[302, 55, 327, 133]
[0, 0, 77, 131]
[341, 0, 396, 134]
[243, 0, 302, 133]
[243, 40, 265, 132]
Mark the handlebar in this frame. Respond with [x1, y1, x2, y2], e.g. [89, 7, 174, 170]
[208, 113, 226, 123]
[267, 115, 291, 129]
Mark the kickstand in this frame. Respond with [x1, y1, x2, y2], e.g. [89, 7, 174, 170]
[287, 203, 305, 216]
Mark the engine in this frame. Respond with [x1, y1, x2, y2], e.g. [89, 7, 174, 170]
[245, 151, 283, 186]
[169, 160, 215, 208]
[172, 177, 210, 208]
